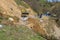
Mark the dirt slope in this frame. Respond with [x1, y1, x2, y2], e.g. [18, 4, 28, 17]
[0, 0, 21, 17]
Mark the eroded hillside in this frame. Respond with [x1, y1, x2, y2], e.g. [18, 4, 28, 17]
[0, 0, 46, 40]
[0, 0, 60, 40]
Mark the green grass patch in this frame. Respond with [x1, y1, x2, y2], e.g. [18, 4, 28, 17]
[0, 25, 45, 40]
[15, 0, 29, 8]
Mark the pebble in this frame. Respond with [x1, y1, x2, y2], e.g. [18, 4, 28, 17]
[8, 17, 14, 21]
[0, 24, 3, 28]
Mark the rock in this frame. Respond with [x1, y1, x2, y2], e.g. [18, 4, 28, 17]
[8, 17, 14, 21]
[0, 24, 3, 28]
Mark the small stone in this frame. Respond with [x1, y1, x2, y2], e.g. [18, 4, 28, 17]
[0, 24, 3, 28]
[8, 17, 14, 21]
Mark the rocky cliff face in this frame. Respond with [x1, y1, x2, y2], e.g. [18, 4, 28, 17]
[39, 16, 60, 40]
